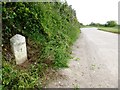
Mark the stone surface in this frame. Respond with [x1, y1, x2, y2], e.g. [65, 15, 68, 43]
[10, 34, 27, 64]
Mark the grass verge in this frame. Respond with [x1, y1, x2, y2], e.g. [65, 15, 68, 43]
[98, 26, 119, 34]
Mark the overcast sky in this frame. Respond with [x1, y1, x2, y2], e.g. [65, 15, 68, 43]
[66, 0, 119, 25]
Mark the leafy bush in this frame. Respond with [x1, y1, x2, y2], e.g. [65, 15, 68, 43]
[2, 2, 80, 88]
[105, 20, 117, 27]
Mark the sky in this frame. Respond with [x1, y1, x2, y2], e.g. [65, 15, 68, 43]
[66, 0, 119, 25]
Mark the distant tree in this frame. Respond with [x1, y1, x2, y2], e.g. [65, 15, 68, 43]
[79, 23, 83, 26]
[105, 20, 117, 27]
[95, 23, 101, 27]
[89, 22, 96, 26]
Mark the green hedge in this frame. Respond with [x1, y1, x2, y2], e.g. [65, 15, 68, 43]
[2, 2, 80, 89]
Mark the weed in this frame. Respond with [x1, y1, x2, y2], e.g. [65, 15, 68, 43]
[75, 58, 80, 61]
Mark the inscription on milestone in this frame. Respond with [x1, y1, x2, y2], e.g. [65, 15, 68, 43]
[10, 34, 27, 65]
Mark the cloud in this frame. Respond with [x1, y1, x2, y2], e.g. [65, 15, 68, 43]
[66, 0, 119, 25]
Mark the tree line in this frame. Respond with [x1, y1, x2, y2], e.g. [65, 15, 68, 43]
[88, 20, 117, 27]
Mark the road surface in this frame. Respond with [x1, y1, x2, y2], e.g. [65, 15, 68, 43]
[46, 28, 118, 88]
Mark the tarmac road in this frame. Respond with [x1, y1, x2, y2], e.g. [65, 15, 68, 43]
[46, 28, 118, 88]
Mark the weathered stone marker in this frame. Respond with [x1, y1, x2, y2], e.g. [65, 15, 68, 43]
[10, 34, 27, 65]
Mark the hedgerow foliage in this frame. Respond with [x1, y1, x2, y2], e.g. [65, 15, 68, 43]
[2, 2, 80, 89]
